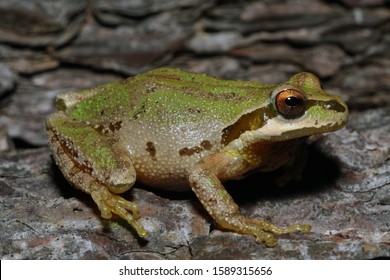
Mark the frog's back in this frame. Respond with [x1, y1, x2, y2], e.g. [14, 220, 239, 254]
[67, 68, 274, 190]
[68, 68, 270, 124]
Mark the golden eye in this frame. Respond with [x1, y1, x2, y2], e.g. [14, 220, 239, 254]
[275, 89, 306, 119]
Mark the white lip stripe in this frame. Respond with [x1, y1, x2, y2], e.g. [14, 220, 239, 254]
[245, 111, 347, 139]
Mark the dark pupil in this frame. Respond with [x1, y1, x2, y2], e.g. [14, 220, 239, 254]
[285, 96, 302, 107]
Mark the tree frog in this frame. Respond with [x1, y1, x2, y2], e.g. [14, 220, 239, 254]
[46, 67, 348, 246]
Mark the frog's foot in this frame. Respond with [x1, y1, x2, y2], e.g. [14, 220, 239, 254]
[90, 186, 148, 238]
[217, 214, 310, 247]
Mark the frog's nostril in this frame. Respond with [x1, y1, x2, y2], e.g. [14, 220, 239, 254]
[324, 99, 347, 113]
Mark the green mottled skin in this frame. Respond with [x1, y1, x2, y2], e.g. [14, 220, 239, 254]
[46, 67, 348, 246]
[68, 68, 274, 124]
[50, 117, 119, 171]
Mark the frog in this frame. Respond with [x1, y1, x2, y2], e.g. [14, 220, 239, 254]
[46, 67, 348, 246]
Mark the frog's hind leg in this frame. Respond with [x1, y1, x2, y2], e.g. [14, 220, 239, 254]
[46, 112, 147, 238]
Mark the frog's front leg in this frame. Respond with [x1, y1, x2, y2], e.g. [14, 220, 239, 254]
[188, 152, 310, 247]
[46, 112, 147, 238]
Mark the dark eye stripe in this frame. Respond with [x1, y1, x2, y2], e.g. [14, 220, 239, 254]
[220, 104, 276, 145]
[306, 99, 347, 113]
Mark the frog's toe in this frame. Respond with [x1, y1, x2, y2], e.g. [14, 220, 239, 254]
[252, 221, 310, 246]
[251, 218, 311, 235]
[110, 195, 148, 238]
[228, 216, 311, 246]
[115, 195, 141, 219]
[254, 231, 278, 247]
[284, 223, 311, 233]
[90, 187, 148, 238]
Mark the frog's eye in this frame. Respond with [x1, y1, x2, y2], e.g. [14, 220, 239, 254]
[275, 89, 306, 119]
